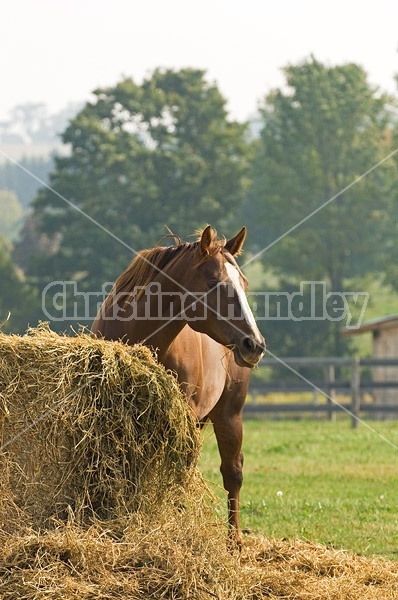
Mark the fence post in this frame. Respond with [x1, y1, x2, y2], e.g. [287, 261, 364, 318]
[313, 388, 319, 419]
[351, 357, 361, 429]
[326, 365, 336, 422]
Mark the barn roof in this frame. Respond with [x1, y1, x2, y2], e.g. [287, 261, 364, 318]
[342, 314, 398, 336]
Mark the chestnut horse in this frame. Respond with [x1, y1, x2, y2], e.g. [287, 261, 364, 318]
[91, 226, 265, 544]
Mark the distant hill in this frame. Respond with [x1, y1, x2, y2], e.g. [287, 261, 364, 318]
[0, 153, 55, 209]
[0, 101, 79, 210]
[0, 142, 63, 164]
[0, 101, 82, 147]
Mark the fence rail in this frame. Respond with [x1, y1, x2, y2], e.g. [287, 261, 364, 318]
[247, 357, 398, 427]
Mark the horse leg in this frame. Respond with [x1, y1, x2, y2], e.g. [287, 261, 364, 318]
[211, 411, 244, 548]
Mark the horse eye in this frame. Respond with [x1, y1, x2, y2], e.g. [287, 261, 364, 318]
[208, 280, 219, 289]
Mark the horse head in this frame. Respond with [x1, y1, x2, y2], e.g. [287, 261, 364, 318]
[182, 226, 265, 368]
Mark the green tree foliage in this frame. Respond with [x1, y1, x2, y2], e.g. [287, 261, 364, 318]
[0, 190, 25, 240]
[386, 90, 398, 290]
[245, 57, 395, 292]
[0, 236, 38, 333]
[243, 57, 396, 355]
[29, 68, 249, 295]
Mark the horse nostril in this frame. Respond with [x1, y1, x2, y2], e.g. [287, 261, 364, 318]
[242, 336, 256, 353]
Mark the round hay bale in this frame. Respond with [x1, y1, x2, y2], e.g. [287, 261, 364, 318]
[0, 324, 200, 528]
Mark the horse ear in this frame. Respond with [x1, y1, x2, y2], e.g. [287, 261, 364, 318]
[225, 227, 246, 256]
[200, 225, 213, 255]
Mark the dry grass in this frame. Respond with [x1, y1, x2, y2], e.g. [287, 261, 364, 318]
[0, 325, 397, 599]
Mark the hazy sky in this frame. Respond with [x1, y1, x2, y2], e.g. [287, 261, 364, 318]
[1, 0, 397, 122]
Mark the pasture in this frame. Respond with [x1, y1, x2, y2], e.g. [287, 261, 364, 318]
[200, 419, 398, 558]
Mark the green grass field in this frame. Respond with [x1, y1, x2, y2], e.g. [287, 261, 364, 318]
[198, 419, 398, 559]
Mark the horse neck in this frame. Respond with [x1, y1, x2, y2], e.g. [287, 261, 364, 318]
[130, 271, 187, 360]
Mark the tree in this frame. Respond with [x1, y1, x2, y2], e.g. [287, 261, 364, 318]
[28, 68, 249, 300]
[0, 190, 25, 240]
[385, 81, 398, 290]
[243, 57, 396, 354]
[0, 236, 39, 333]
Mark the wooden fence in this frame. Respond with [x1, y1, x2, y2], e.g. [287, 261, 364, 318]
[246, 357, 398, 427]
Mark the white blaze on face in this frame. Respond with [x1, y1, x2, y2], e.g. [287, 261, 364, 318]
[224, 262, 264, 346]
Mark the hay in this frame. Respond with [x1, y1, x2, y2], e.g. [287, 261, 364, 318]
[241, 536, 398, 599]
[0, 324, 200, 527]
[1, 525, 397, 599]
[0, 325, 397, 599]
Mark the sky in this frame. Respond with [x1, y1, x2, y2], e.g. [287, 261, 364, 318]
[1, 0, 397, 122]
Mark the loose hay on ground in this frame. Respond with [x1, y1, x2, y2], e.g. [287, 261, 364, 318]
[241, 536, 398, 599]
[0, 326, 397, 599]
[1, 525, 397, 599]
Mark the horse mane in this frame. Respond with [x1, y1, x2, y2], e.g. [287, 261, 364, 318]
[103, 228, 225, 311]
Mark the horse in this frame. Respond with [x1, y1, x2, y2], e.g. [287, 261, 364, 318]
[91, 225, 265, 545]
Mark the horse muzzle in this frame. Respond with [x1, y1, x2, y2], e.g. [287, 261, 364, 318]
[234, 336, 265, 368]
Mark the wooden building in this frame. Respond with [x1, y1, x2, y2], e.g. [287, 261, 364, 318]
[342, 315, 398, 405]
